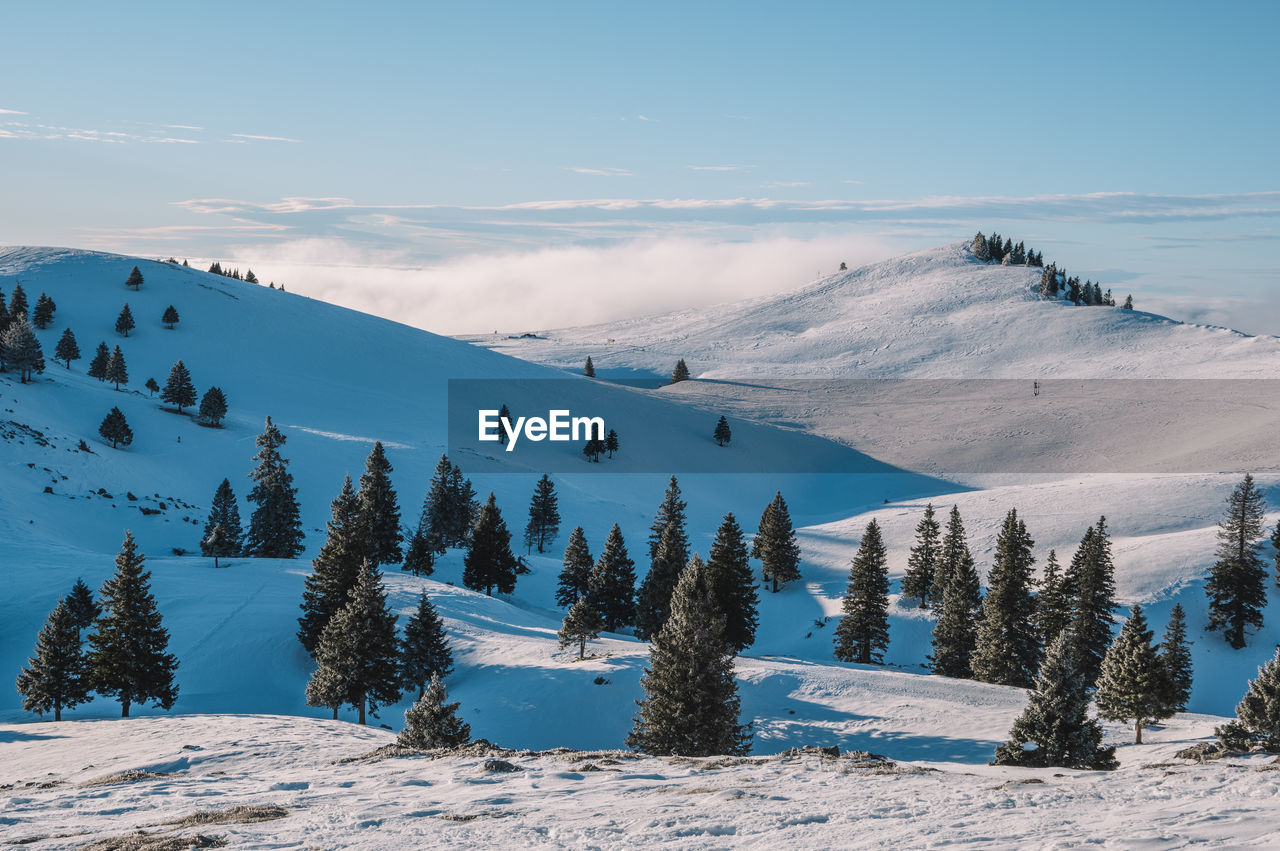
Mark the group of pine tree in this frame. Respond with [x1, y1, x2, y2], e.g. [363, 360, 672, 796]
[971, 231, 1134, 310]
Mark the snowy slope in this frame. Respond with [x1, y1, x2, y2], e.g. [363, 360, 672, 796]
[466, 241, 1280, 379]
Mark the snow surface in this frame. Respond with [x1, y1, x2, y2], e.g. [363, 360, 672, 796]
[4, 243, 1280, 846]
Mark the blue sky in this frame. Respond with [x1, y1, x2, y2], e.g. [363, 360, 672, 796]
[2, 0, 1277, 333]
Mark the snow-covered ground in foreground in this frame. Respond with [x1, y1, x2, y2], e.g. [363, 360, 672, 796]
[3, 713, 1272, 849]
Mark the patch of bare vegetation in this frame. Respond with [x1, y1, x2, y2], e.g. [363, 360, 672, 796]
[79, 769, 170, 787]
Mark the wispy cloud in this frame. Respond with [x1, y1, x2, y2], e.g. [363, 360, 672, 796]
[231, 133, 302, 143]
[688, 164, 755, 172]
[0, 108, 26, 115]
[167, 124, 204, 131]
[566, 166, 633, 177]
[763, 180, 811, 188]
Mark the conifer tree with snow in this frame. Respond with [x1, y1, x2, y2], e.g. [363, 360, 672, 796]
[304, 562, 401, 725]
[1038, 264, 1059, 298]
[1063, 518, 1117, 686]
[8, 282, 28, 322]
[16, 598, 89, 721]
[201, 478, 243, 558]
[354, 441, 402, 567]
[205, 525, 231, 567]
[161, 360, 197, 413]
[463, 493, 519, 596]
[752, 491, 801, 592]
[244, 416, 305, 558]
[88, 341, 109, 381]
[627, 556, 752, 756]
[105, 344, 128, 390]
[971, 231, 991, 262]
[992, 632, 1116, 770]
[417, 455, 479, 552]
[145, 377, 159, 396]
[98, 406, 133, 448]
[125, 266, 144, 290]
[931, 506, 982, 679]
[605, 428, 619, 458]
[1206, 474, 1268, 649]
[713, 415, 732, 446]
[1159, 603, 1193, 712]
[298, 475, 363, 655]
[972, 510, 1041, 688]
[559, 596, 606, 660]
[584, 356, 595, 377]
[833, 519, 891, 665]
[197, 386, 227, 427]
[401, 527, 435, 577]
[32, 292, 55, 329]
[637, 513, 691, 640]
[588, 523, 637, 631]
[162, 304, 179, 329]
[66, 579, 101, 632]
[556, 526, 595, 608]
[115, 303, 135, 337]
[1217, 648, 1280, 752]
[86, 532, 179, 717]
[399, 673, 471, 749]
[524, 474, 561, 554]
[1122, 294, 1134, 310]
[648, 476, 689, 561]
[54, 327, 79, 369]
[704, 513, 759, 653]
[245, 269, 258, 284]
[670, 358, 690, 384]
[1035, 549, 1071, 646]
[1, 315, 45, 382]
[901, 503, 941, 608]
[0, 288, 8, 338]
[400, 593, 453, 700]
[1095, 605, 1173, 744]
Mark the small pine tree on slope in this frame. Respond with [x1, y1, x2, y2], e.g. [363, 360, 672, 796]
[355, 441, 402, 567]
[162, 304, 179, 328]
[583, 356, 595, 377]
[647, 476, 688, 562]
[1063, 518, 1117, 687]
[1217, 648, 1280, 752]
[972, 510, 1041, 688]
[751, 491, 801, 592]
[1035, 550, 1070, 648]
[86, 532, 179, 717]
[66, 579, 101, 632]
[244, 416, 305, 558]
[402, 528, 436, 577]
[304, 562, 400, 725]
[463, 493, 518, 596]
[670, 358, 690, 383]
[88, 341, 109, 381]
[556, 527, 594, 608]
[704, 513, 759, 653]
[588, 523, 637, 631]
[2, 316, 45, 382]
[8, 282, 28, 321]
[125, 266, 144, 290]
[1095, 605, 1173, 744]
[201, 478, 243, 557]
[627, 556, 752, 756]
[713, 416, 732, 446]
[115, 303, 135, 337]
[55, 328, 80, 369]
[400, 593, 454, 700]
[98, 407, 133, 449]
[105, 345, 128, 390]
[559, 596, 606, 660]
[992, 631, 1116, 770]
[1159, 603, 1194, 712]
[161, 360, 197, 412]
[16, 598, 90, 720]
[198, 387, 228, 427]
[524, 474, 561, 554]
[1206, 474, 1268, 649]
[931, 508, 982, 679]
[399, 674, 471, 749]
[900, 503, 940, 608]
[32, 293, 54, 328]
[833, 519, 891, 665]
[298, 475, 364, 656]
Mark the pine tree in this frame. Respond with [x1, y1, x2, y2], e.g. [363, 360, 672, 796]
[556, 527, 595, 608]
[933, 505, 971, 597]
[931, 507, 982, 679]
[752, 491, 801, 592]
[304, 562, 401, 724]
[1122, 294, 1134, 310]
[901, 503, 941, 608]
[582, 435, 604, 462]
[605, 428, 619, 458]
[86, 533, 179, 717]
[496, 403, 512, 445]
[355, 441, 402, 566]
[704, 513, 759, 653]
[32, 293, 55, 329]
[244, 416, 305, 558]
[463, 493, 518, 596]
[584, 356, 595, 377]
[401, 527, 435, 577]
[162, 305, 179, 328]
[0, 287, 8, 339]
[16, 598, 90, 720]
[125, 266, 144, 290]
[627, 556, 752, 756]
[400, 593, 453, 700]
[1, 315, 45, 382]
[9, 282, 28, 322]
[992, 632, 1116, 769]
[98, 407, 133, 448]
[1039, 265, 1059, 298]
[670, 358, 691, 383]
[524, 475, 560, 554]
[636, 518, 689, 640]
[713, 415, 732, 446]
[88, 341, 109, 381]
[245, 269, 258, 285]
[298, 476, 363, 655]
[201, 478, 243, 557]
[559, 596, 606, 659]
[972, 510, 1041, 688]
[648, 476, 688, 561]
[1035, 550, 1070, 647]
[161, 360, 197, 412]
[1206, 474, 1268, 649]
[1064, 518, 1117, 686]
[1158, 603, 1193, 713]
[54, 328, 80, 369]
[971, 232, 991, 262]
[105, 345, 128, 390]
[197, 386, 227, 427]
[115, 303, 135, 337]
[66, 579, 101, 632]
[205, 525, 230, 567]
[398, 674, 471, 748]
[1217, 648, 1280, 752]
[833, 519, 891, 665]
[1095, 605, 1173, 744]
[145, 377, 159, 396]
[588, 524, 637, 631]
